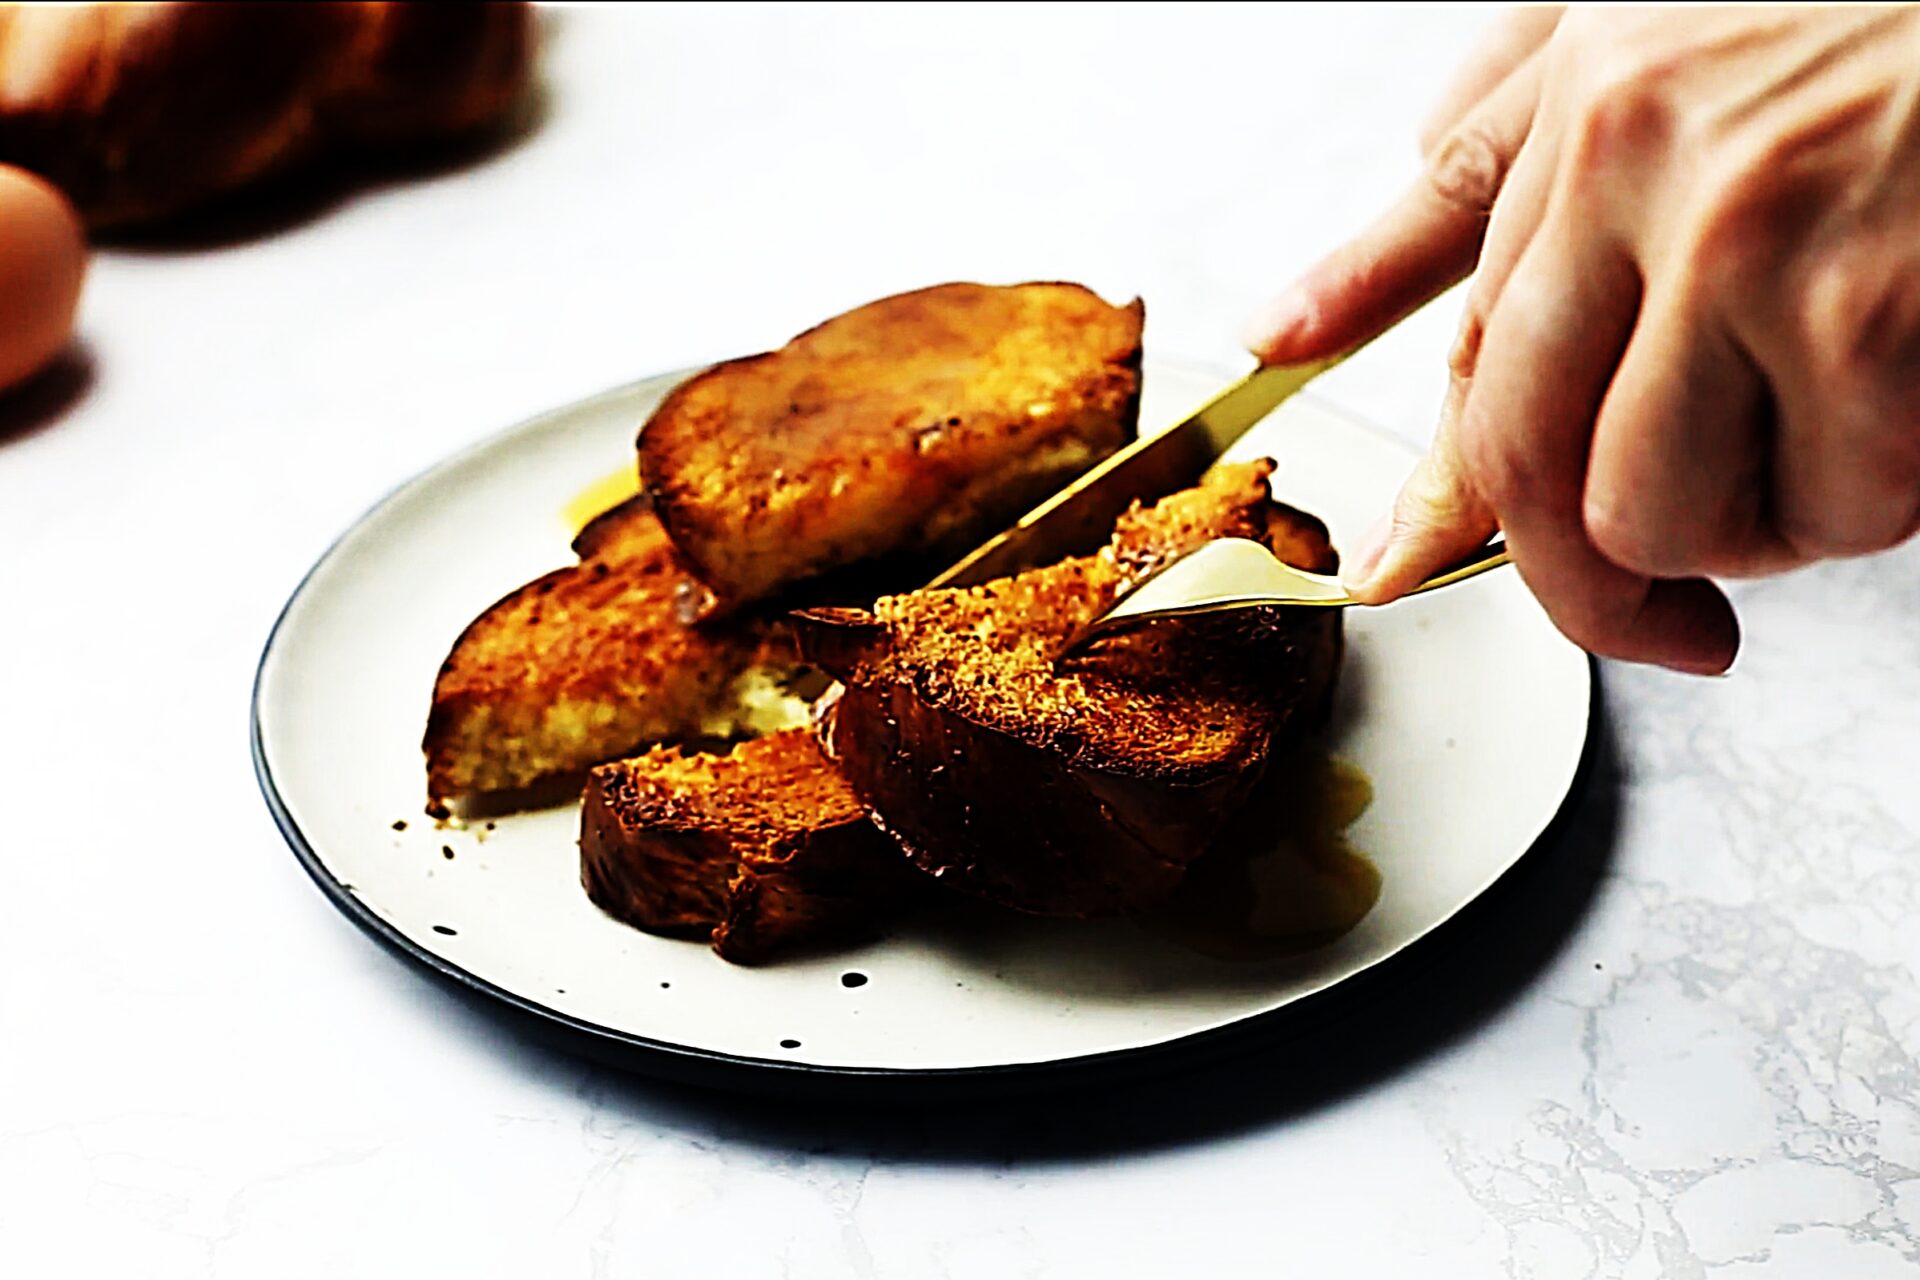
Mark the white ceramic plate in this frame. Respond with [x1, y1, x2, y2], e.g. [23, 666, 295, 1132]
[253, 358, 1592, 1096]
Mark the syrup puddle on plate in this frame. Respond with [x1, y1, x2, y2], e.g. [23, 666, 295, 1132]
[563, 464, 641, 533]
[1139, 751, 1380, 960]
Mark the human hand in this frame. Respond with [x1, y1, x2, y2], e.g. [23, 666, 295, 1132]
[1246, 6, 1920, 674]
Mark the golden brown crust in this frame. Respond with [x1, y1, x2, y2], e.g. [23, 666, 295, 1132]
[797, 462, 1344, 918]
[640, 282, 1143, 616]
[712, 819, 917, 965]
[580, 746, 741, 938]
[580, 730, 925, 964]
[422, 496, 785, 806]
[0, 1, 534, 229]
[423, 280, 1143, 810]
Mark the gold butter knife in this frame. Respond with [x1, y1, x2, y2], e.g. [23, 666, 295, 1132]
[930, 354, 1345, 589]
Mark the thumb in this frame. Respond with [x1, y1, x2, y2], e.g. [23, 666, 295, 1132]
[1342, 377, 1499, 604]
[1245, 50, 1544, 366]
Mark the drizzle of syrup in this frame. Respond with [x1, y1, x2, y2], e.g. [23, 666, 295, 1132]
[1140, 751, 1380, 960]
[562, 464, 642, 534]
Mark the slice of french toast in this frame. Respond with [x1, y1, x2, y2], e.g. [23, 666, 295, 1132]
[794, 461, 1343, 918]
[422, 495, 797, 809]
[639, 281, 1144, 616]
[580, 728, 925, 964]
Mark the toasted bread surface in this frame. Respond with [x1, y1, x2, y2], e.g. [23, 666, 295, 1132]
[581, 728, 921, 963]
[797, 462, 1343, 917]
[423, 495, 789, 806]
[640, 282, 1144, 615]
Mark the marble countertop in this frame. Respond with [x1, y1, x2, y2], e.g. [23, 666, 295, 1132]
[7, 5, 1920, 1276]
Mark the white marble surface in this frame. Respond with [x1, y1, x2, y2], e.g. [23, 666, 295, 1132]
[6, 4, 1920, 1276]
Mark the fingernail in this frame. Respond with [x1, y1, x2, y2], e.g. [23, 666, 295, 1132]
[1241, 284, 1314, 360]
[1667, 643, 1739, 678]
[1342, 514, 1393, 590]
[1664, 656, 1735, 678]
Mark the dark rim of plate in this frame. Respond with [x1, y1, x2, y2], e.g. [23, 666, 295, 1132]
[249, 365, 1599, 1102]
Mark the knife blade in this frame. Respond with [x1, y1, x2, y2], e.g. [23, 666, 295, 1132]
[927, 352, 1347, 589]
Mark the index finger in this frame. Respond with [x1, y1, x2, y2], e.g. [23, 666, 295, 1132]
[1246, 50, 1544, 365]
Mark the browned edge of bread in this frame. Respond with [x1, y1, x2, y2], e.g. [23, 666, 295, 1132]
[792, 462, 1344, 918]
[580, 729, 929, 964]
[422, 494, 788, 811]
[638, 281, 1144, 618]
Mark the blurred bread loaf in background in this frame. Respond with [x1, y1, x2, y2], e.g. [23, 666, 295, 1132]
[0, 1, 535, 229]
